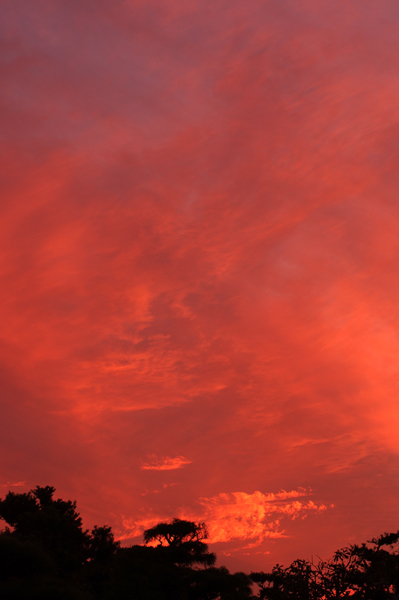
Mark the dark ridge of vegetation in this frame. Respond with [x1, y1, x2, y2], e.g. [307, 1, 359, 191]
[1, 486, 399, 599]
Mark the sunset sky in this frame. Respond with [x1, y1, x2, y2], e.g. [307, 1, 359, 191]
[2, 0, 399, 572]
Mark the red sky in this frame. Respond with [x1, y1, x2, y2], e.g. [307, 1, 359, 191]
[2, 0, 399, 572]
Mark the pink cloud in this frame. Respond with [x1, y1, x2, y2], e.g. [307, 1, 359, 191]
[0, 481, 26, 488]
[187, 490, 328, 545]
[140, 455, 192, 470]
[118, 488, 328, 547]
[2, 0, 399, 572]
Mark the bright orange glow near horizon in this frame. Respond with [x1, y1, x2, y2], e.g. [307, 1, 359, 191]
[2, 0, 399, 572]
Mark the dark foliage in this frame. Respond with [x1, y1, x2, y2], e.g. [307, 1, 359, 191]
[143, 517, 216, 567]
[0, 486, 119, 599]
[0, 485, 90, 574]
[2, 485, 399, 599]
[250, 531, 399, 599]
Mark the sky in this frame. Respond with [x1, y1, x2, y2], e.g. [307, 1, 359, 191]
[1, 0, 399, 572]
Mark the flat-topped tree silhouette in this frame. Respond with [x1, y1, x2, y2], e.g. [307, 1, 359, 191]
[144, 518, 207, 546]
[139, 518, 254, 599]
[143, 518, 216, 567]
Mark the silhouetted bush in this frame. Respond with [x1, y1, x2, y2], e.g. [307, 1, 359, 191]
[2, 485, 399, 599]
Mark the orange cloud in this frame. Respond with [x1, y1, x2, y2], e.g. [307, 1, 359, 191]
[2, 0, 399, 573]
[1, 481, 26, 488]
[140, 455, 192, 470]
[190, 490, 328, 545]
[118, 489, 328, 546]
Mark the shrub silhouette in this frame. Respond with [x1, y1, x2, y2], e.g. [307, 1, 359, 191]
[2, 485, 399, 599]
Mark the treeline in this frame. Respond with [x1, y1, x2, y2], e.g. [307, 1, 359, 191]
[1, 486, 399, 599]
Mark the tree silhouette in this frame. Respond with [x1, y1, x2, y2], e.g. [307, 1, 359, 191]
[0, 485, 90, 574]
[250, 531, 399, 599]
[143, 517, 216, 567]
[3, 484, 399, 599]
[0, 485, 119, 599]
[144, 518, 208, 546]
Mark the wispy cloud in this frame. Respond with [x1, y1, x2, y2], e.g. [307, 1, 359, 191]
[140, 455, 192, 471]
[2, 0, 399, 571]
[1, 481, 27, 488]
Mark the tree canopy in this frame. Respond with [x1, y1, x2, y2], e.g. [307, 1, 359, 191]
[143, 518, 216, 567]
[2, 485, 399, 599]
[250, 532, 399, 600]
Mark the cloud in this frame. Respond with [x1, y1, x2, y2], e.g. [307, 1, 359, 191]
[140, 455, 192, 470]
[190, 490, 328, 545]
[2, 0, 399, 572]
[1, 481, 26, 488]
[119, 489, 328, 546]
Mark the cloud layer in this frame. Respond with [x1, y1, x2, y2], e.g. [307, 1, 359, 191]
[1, 0, 399, 570]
